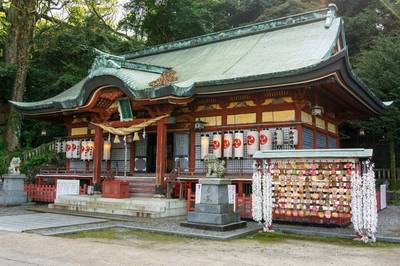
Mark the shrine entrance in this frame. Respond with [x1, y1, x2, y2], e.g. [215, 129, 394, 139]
[146, 133, 175, 174]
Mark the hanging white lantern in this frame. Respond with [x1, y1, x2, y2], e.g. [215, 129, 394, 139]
[87, 140, 94, 160]
[224, 132, 233, 158]
[61, 140, 67, 153]
[275, 128, 284, 146]
[212, 132, 222, 158]
[247, 130, 259, 156]
[103, 140, 111, 161]
[200, 134, 209, 159]
[72, 140, 81, 159]
[65, 140, 73, 159]
[260, 129, 273, 151]
[290, 128, 298, 146]
[56, 140, 62, 153]
[80, 140, 87, 160]
[234, 131, 244, 158]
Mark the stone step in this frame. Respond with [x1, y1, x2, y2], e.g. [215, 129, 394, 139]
[130, 188, 155, 194]
[130, 193, 155, 197]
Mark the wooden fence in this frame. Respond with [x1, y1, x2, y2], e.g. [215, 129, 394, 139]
[21, 140, 58, 162]
[375, 168, 400, 180]
[24, 184, 87, 203]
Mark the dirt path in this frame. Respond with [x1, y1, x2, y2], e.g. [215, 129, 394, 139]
[0, 230, 399, 266]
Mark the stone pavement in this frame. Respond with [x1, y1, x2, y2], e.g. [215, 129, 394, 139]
[1, 204, 400, 242]
[0, 213, 107, 232]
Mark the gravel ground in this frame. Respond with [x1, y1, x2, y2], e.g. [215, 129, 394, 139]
[0, 230, 400, 266]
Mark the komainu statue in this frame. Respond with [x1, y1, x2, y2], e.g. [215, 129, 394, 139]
[203, 154, 226, 178]
[8, 157, 21, 174]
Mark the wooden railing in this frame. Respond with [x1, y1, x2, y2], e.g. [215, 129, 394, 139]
[21, 140, 58, 162]
[24, 184, 87, 203]
[375, 168, 400, 180]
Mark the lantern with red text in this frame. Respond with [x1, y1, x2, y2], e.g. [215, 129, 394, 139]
[247, 130, 259, 156]
[260, 129, 273, 151]
[212, 132, 222, 158]
[65, 140, 73, 159]
[234, 131, 244, 158]
[80, 140, 87, 160]
[224, 132, 233, 158]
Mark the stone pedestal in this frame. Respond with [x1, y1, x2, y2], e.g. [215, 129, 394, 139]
[181, 178, 246, 231]
[0, 174, 27, 206]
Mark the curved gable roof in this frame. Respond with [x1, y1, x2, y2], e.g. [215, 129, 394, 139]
[10, 4, 385, 115]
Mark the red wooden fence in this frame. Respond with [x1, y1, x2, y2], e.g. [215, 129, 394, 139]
[24, 184, 87, 203]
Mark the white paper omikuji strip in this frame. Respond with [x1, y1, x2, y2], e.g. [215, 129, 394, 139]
[362, 160, 377, 242]
[262, 161, 273, 230]
[351, 163, 363, 236]
[252, 162, 263, 223]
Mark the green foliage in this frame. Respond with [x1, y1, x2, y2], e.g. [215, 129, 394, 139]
[0, 63, 16, 102]
[20, 151, 56, 178]
[0, 150, 11, 176]
[355, 36, 400, 139]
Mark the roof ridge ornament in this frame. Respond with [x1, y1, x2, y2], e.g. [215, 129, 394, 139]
[89, 48, 123, 74]
[325, 3, 338, 29]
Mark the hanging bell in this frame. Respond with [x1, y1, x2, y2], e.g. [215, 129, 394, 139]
[142, 128, 146, 139]
[113, 135, 121, 144]
[126, 134, 133, 143]
[133, 132, 140, 141]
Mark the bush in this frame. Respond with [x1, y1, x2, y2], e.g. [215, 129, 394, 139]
[20, 152, 56, 180]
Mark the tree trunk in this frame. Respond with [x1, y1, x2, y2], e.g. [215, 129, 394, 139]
[388, 132, 397, 186]
[4, 0, 37, 151]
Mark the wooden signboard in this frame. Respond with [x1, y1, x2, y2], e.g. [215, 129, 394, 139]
[117, 98, 133, 121]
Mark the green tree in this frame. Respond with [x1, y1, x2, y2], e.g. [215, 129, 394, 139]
[355, 36, 400, 182]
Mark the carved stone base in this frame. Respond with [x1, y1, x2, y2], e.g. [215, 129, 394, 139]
[183, 178, 246, 231]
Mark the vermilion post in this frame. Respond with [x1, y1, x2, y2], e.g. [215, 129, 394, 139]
[155, 119, 167, 194]
[93, 126, 103, 191]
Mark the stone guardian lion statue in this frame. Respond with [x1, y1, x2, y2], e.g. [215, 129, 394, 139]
[8, 157, 21, 175]
[203, 154, 226, 178]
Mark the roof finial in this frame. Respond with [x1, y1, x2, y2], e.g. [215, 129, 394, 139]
[325, 3, 338, 29]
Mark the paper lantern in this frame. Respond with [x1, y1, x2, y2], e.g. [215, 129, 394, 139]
[275, 128, 284, 146]
[200, 134, 209, 159]
[247, 130, 259, 156]
[224, 132, 233, 158]
[212, 132, 222, 158]
[234, 131, 244, 158]
[55, 140, 63, 153]
[80, 140, 87, 160]
[72, 140, 81, 159]
[86, 140, 94, 160]
[61, 141, 67, 153]
[103, 140, 111, 161]
[290, 128, 298, 146]
[260, 129, 273, 151]
[65, 140, 73, 159]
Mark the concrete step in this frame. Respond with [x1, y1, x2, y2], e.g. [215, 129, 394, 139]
[129, 188, 155, 194]
[130, 193, 155, 197]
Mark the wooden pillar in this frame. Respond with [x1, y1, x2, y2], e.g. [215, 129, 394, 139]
[155, 119, 167, 194]
[130, 142, 135, 174]
[93, 126, 103, 191]
[189, 129, 195, 171]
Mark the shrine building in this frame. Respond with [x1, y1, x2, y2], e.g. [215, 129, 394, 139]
[11, 4, 385, 207]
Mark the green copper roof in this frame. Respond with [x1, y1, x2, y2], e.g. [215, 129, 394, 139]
[9, 4, 385, 115]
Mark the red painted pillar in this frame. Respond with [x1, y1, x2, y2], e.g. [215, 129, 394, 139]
[93, 126, 104, 191]
[155, 119, 167, 194]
